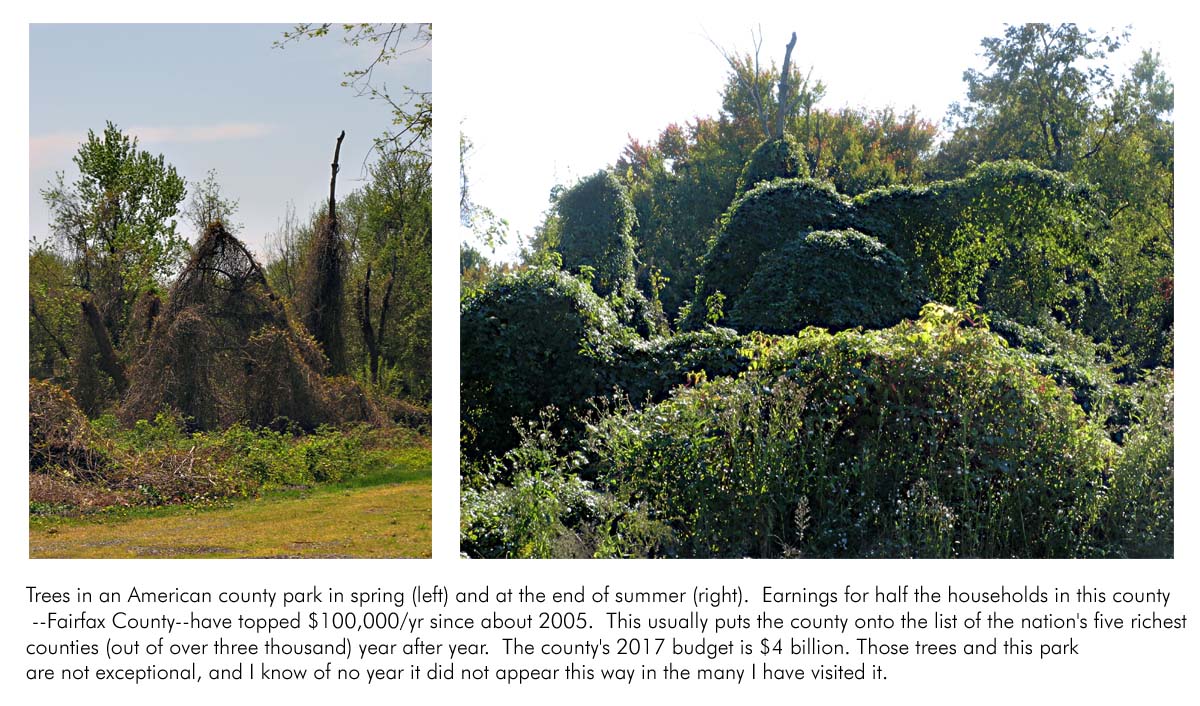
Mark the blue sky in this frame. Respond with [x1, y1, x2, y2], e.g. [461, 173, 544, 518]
[30, 23, 431, 256]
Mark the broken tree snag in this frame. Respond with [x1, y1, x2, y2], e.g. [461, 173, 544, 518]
[775, 32, 798, 139]
[329, 130, 345, 222]
[80, 296, 127, 393]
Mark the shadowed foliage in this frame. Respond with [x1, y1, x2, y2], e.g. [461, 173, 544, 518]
[684, 178, 856, 329]
[461, 268, 749, 461]
[736, 134, 806, 195]
[728, 229, 924, 334]
[557, 171, 638, 298]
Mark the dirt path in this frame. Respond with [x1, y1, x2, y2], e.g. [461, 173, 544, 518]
[29, 481, 431, 559]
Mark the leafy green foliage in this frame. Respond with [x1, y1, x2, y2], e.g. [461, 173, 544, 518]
[590, 305, 1121, 558]
[729, 229, 923, 334]
[1097, 369, 1173, 556]
[613, 106, 935, 319]
[461, 413, 666, 559]
[41, 122, 188, 350]
[617, 118, 756, 318]
[685, 178, 855, 329]
[940, 23, 1126, 174]
[461, 268, 749, 460]
[460, 24, 1172, 561]
[29, 247, 81, 381]
[341, 153, 433, 398]
[854, 160, 1098, 323]
[987, 315, 1126, 430]
[555, 171, 638, 297]
[936, 24, 1173, 370]
[736, 135, 806, 195]
[461, 268, 631, 458]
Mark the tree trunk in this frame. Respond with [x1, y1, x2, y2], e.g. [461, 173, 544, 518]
[80, 296, 127, 392]
[358, 264, 380, 383]
[375, 258, 396, 382]
[356, 258, 397, 385]
[774, 32, 798, 139]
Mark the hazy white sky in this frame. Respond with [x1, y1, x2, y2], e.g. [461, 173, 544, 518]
[455, 9, 1176, 261]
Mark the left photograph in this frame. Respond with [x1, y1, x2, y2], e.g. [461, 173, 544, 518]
[28, 23, 432, 558]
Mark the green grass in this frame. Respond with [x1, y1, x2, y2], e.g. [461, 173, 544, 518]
[30, 443, 431, 559]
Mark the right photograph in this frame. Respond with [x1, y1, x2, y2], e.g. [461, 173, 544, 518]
[458, 21, 1174, 559]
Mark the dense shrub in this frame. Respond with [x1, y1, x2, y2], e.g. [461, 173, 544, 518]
[728, 229, 924, 334]
[29, 379, 110, 481]
[988, 315, 1129, 434]
[461, 268, 632, 458]
[556, 171, 638, 297]
[853, 160, 1098, 322]
[735, 135, 806, 195]
[684, 178, 856, 329]
[686, 161, 1099, 332]
[461, 269, 749, 460]
[29, 385, 400, 511]
[624, 328, 748, 386]
[588, 305, 1123, 558]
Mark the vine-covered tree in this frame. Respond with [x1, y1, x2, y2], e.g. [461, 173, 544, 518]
[555, 171, 638, 298]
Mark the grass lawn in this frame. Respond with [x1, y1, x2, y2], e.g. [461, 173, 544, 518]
[30, 446, 431, 559]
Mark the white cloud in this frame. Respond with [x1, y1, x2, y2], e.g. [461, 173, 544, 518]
[29, 122, 274, 167]
[128, 122, 274, 144]
[29, 133, 83, 167]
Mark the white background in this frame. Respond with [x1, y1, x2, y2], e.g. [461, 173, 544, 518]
[3, 1, 1196, 704]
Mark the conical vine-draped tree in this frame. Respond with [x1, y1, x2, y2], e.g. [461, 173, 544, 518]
[555, 170, 637, 298]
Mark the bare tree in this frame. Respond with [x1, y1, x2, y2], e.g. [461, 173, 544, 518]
[184, 168, 241, 236]
[713, 28, 821, 140]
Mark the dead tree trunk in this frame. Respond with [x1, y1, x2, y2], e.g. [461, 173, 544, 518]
[774, 32, 798, 138]
[330, 130, 345, 223]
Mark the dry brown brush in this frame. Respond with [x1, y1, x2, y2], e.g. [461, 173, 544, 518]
[31, 379, 256, 509]
[30, 378, 109, 482]
[120, 223, 379, 431]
